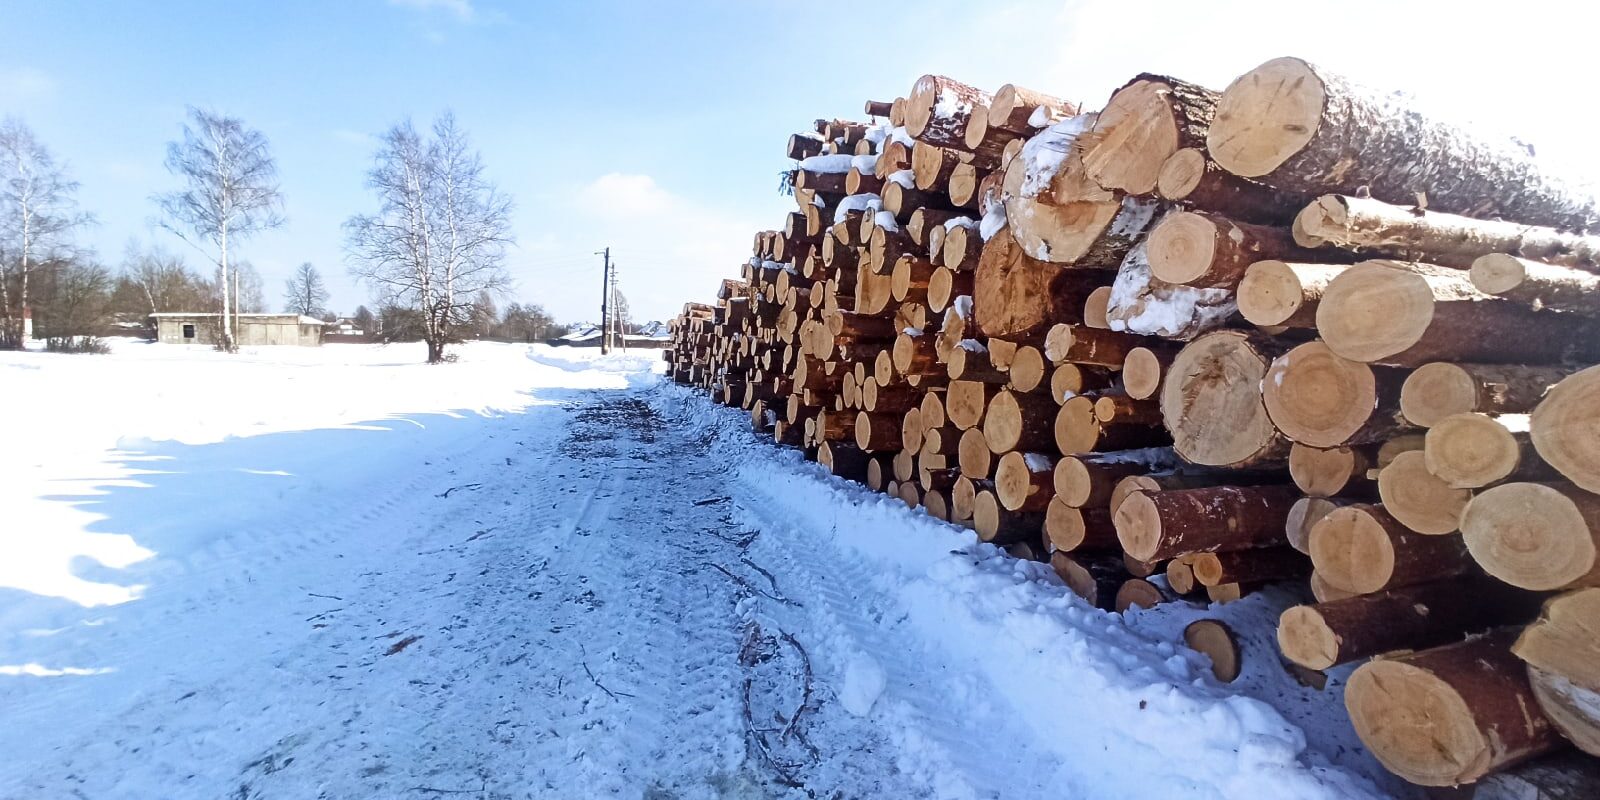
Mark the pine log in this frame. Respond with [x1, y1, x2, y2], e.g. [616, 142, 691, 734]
[1189, 547, 1309, 586]
[973, 229, 1107, 339]
[1124, 552, 1163, 578]
[1279, 577, 1541, 671]
[946, 341, 1008, 383]
[1262, 340, 1412, 449]
[987, 83, 1076, 134]
[945, 379, 999, 431]
[1309, 504, 1473, 594]
[1053, 449, 1180, 508]
[957, 427, 993, 479]
[1082, 74, 1219, 196]
[1155, 147, 1309, 225]
[920, 391, 948, 430]
[942, 222, 983, 270]
[1472, 254, 1600, 314]
[1167, 557, 1200, 595]
[1377, 449, 1471, 535]
[1146, 210, 1329, 289]
[947, 164, 984, 212]
[1083, 285, 1112, 328]
[1103, 235, 1235, 340]
[1234, 261, 1348, 328]
[910, 142, 963, 193]
[854, 411, 903, 452]
[1426, 414, 1555, 489]
[1041, 323, 1150, 368]
[906, 74, 992, 150]
[1121, 346, 1174, 400]
[1514, 589, 1600, 756]
[788, 133, 825, 161]
[1462, 482, 1600, 591]
[891, 331, 938, 378]
[1044, 498, 1119, 552]
[1296, 194, 1600, 270]
[1160, 330, 1290, 468]
[963, 110, 1020, 168]
[984, 390, 1060, 452]
[973, 489, 1044, 544]
[1208, 56, 1600, 230]
[1002, 117, 1164, 267]
[1317, 260, 1600, 366]
[927, 266, 973, 312]
[1005, 345, 1048, 393]
[995, 451, 1055, 512]
[1055, 395, 1172, 454]
[1402, 362, 1574, 429]
[1344, 629, 1560, 786]
[890, 255, 936, 304]
[1286, 496, 1354, 554]
[1114, 484, 1300, 562]
[950, 476, 986, 520]
[1184, 619, 1242, 682]
[901, 408, 925, 453]
[1050, 551, 1129, 610]
[1093, 394, 1163, 426]
[1049, 362, 1115, 403]
[818, 441, 874, 483]
[1115, 578, 1173, 612]
[1108, 469, 1287, 515]
[1289, 442, 1378, 498]
[1532, 366, 1600, 494]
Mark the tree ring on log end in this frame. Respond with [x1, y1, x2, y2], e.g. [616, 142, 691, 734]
[1400, 363, 1478, 428]
[1084, 79, 1181, 195]
[1317, 262, 1436, 363]
[1208, 57, 1326, 179]
[1377, 450, 1469, 535]
[1112, 490, 1162, 562]
[1531, 366, 1600, 494]
[1277, 605, 1339, 671]
[1461, 483, 1598, 591]
[1147, 211, 1220, 285]
[1237, 259, 1307, 326]
[1307, 506, 1397, 594]
[1263, 341, 1379, 448]
[1345, 659, 1492, 786]
[1156, 148, 1207, 199]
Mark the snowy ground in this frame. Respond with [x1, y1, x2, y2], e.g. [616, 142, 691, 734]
[1, 341, 1405, 799]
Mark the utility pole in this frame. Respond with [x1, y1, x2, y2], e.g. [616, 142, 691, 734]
[612, 263, 627, 352]
[596, 247, 611, 354]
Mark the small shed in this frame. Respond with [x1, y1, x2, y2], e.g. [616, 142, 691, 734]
[151, 313, 326, 347]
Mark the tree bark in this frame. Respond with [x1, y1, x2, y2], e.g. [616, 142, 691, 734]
[1295, 194, 1600, 270]
[1317, 260, 1600, 366]
[1155, 147, 1309, 225]
[987, 83, 1077, 134]
[1050, 551, 1129, 610]
[1208, 57, 1600, 230]
[1044, 498, 1119, 551]
[1278, 577, 1542, 671]
[1308, 504, 1473, 594]
[1146, 210, 1333, 289]
[973, 488, 1044, 544]
[905, 74, 992, 150]
[1344, 629, 1560, 786]
[1113, 484, 1301, 562]
[973, 229, 1108, 339]
[1052, 449, 1181, 508]
[995, 450, 1056, 511]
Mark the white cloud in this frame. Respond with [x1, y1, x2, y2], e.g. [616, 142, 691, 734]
[0, 67, 57, 106]
[576, 173, 676, 216]
[331, 128, 378, 147]
[388, 0, 475, 21]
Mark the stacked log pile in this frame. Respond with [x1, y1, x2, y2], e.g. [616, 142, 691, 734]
[664, 57, 1600, 792]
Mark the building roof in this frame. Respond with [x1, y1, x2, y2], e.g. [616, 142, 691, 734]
[150, 312, 326, 326]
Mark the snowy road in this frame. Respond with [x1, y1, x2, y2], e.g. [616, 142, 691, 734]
[1, 343, 1400, 799]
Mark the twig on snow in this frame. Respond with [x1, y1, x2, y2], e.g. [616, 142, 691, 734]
[307, 592, 344, 601]
[579, 648, 635, 700]
[704, 563, 801, 607]
[384, 635, 422, 655]
[436, 483, 483, 498]
[777, 632, 815, 747]
[742, 677, 806, 789]
[741, 558, 784, 596]
[693, 495, 731, 506]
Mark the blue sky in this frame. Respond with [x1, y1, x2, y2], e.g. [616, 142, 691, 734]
[5, 0, 1599, 323]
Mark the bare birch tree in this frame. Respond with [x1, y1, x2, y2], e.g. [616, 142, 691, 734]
[283, 262, 328, 316]
[344, 113, 512, 363]
[153, 108, 283, 352]
[0, 117, 92, 349]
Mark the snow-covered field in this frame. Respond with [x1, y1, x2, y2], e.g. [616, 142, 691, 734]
[0, 341, 1404, 799]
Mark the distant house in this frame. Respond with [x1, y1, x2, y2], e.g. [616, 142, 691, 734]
[552, 322, 671, 349]
[151, 313, 326, 347]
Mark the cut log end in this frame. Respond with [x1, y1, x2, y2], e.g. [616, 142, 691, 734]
[1377, 450, 1470, 535]
[1184, 619, 1242, 682]
[1277, 605, 1340, 671]
[1462, 483, 1600, 591]
[1155, 147, 1207, 200]
[1424, 413, 1522, 489]
[1262, 340, 1390, 449]
[1112, 490, 1162, 562]
[1207, 57, 1325, 179]
[1401, 362, 1480, 428]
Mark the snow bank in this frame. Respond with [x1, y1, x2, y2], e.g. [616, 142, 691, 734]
[656, 386, 1403, 800]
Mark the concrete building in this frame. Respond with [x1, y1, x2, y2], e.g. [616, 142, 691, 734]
[151, 313, 326, 347]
